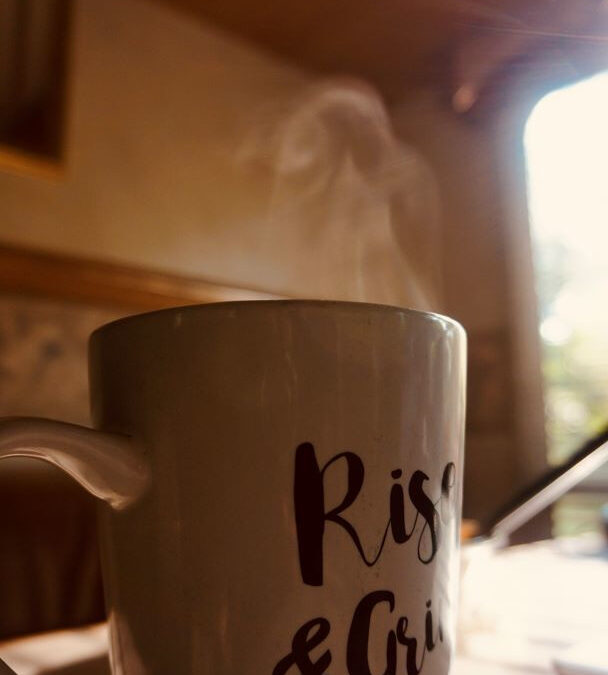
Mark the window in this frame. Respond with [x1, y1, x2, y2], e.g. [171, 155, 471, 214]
[525, 73, 608, 535]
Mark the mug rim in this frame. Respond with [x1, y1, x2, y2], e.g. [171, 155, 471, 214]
[91, 300, 465, 340]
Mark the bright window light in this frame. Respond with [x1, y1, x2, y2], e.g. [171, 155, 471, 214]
[525, 73, 608, 469]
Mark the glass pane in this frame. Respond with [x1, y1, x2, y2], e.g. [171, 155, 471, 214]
[525, 73, 608, 535]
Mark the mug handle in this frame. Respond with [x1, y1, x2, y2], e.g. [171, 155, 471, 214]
[0, 416, 150, 674]
[0, 660, 16, 675]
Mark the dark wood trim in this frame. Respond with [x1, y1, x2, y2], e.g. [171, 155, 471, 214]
[0, 144, 63, 180]
[0, 243, 281, 310]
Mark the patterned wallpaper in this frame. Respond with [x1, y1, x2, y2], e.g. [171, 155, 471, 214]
[0, 293, 126, 426]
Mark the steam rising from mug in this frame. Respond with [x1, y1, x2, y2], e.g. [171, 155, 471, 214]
[240, 79, 442, 309]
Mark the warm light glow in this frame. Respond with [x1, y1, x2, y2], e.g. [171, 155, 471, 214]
[525, 72, 608, 467]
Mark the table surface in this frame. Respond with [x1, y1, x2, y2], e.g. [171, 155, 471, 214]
[0, 537, 606, 674]
[455, 536, 608, 674]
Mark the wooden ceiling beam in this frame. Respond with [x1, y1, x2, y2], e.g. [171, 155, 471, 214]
[153, 0, 460, 101]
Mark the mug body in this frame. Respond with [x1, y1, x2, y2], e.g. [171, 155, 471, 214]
[88, 300, 466, 675]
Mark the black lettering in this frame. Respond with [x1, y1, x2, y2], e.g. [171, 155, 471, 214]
[439, 462, 457, 526]
[294, 443, 327, 586]
[441, 463, 456, 498]
[389, 469, 416, 545]
[273, 618, 332, 675]
[295, 442, 386, 586]
[396, 616, 424, 675]
[347, 591, 396, 675]
[424, 601, 435, 652]
[409, 471, 439, 564]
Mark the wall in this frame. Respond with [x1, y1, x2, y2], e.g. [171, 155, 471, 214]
[0, 0, 537, 520]
[0, 0, 308, 290]
[391, 92, 547, 520]
[0, 0, 441, 309]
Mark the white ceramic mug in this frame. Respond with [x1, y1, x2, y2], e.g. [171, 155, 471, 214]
[0, 300, 466, 675]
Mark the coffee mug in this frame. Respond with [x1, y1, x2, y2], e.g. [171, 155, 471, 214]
[0, 300, 465, 674]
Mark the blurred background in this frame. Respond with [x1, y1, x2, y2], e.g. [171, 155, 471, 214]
[0, 1, 607, 673]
